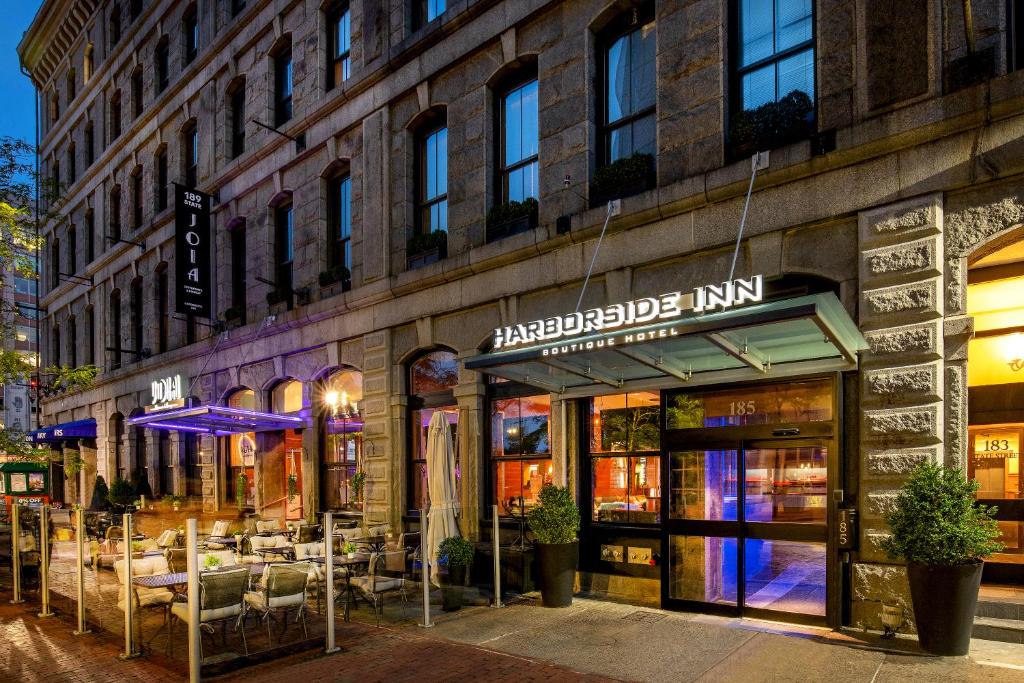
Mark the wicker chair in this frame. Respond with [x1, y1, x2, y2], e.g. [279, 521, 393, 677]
[293, 542, 348, 613]
[167, 547, 187, 573]
[350, 551, 408, 626]
[297, 524, 322, 544]
[170, 567, 249, 659]
[244, 562, 311, 643]
[155, 529, 178, 549]
[114, 556, 174, 649]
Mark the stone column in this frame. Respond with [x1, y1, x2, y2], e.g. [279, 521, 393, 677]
[361, 330, 393, 527]
[301, 426, 318, 523]
[200, 434, 217, 513]
[145, 431, 160, 498]
[854, 193, 944, 630]
[81, 440, 98, 507]
[169, 432, 184, 496]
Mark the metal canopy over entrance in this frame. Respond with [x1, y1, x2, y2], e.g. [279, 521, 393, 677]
[465, 293, 867, 396]
[126, 405, 304, 435]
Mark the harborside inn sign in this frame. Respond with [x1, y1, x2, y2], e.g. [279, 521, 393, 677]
[175, 184, 213, 318]
[492, 275, 764, 352]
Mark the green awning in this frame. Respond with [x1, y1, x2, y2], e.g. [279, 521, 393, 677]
[0, 462, 48, 473]
[464, 293, 867, 396]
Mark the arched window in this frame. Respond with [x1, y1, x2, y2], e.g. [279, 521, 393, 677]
[109, 412, 125, 480]
[229, 219, 247, 322]
[598, 3, 656, 169]
[50, 236, 60, 290]
[67, 314, 77, 368]
[109, 185, 122, 243]
[227, 77, 246, 158]
[83, 43, 94, 83]
[130, 276, 144, 361]
[51, 322, 61, 368]
[407, 349, 458, 513]
[131, 67, 144, 118]
[416, 112, 448, 236]
[182, 120, 198, 187]
[154, 145, 168, 211]
[50, 91, 60, 124]
[110, 90, 122, 140]
[273, 38, 293, 126]
[66, 69, 76, 107]
[326, 168, 352, 280]
[183, 3, 199, 65]
[84, 121, 95, 166]
[156, 262, 169, 353]
[131, 166, 144, 229]
[273, 196, 294, 306]
[225, 388, 256, 507]
[155, 36, 170, 95]
[109, 4, 121, 48]
[66, 224, 77, 275]
[272, 379, 304, 413]
[109, 288, 122, 370]
[326, 2, 350, 89]
[85, 304, 95, 366]
[320, 368, 363, 510]
[67, 142, 76, 186]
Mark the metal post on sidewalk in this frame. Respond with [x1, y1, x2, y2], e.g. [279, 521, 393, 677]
[120, 511, 139, 659]
[186, 518, 201, 683]
[72, 508, 90, 634]
[10, 504, 23, 604]
[419, 506, 432, 628]
[37, 505, 53, 617]
[324, 512, 339, 654]
[491, 505, 503, 608]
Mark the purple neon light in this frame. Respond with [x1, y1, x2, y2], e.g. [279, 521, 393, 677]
[127, 404, 305, 434]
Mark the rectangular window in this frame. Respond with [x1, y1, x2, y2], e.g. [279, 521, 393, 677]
[67, 227, 77, 275]
[156, 149, 168, 211]
[415, 0, 446, 28]
[500, 79, 539, 204]
[157, 269, 168, 353]
[110, 190, 121, 243]
[328, 174, 352, 273]
[85, 124, 94, 166]
[230, 87, 245, 158]
[86, 210, 95, 262]
[328, 4, 351, 89]
[418, 125, 448, 234]
[275, 203, 294, 299]
[51, 161, 61, 201]
[155, 39, 170, 94]
[86, 307, 95, 366]
[184, 7, 199, 64]
[275, 47, 293, 126]
[131, 279, 143, 362]
[735, 0, 815, 112]
[132, 171, 143, 230]
[230, 226, 246, 323]
[184, 125, 198, 188]
[110, 7, 121, 48]
[67, 144, 76, 186]
[110, 93, 122, 140]
[590, 391, 662, 524]
[490, 394, 552, 516]
[50, 239, 60, 289]
[602, 8, 656, 164]
[132, 70, 144, 118]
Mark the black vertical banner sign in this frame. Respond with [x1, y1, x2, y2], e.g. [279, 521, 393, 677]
[174, 184, 213, 318]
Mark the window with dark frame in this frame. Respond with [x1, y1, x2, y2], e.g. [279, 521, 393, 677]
[85, 209, 95, 263]
[416, 122, 448, 236]
[110, 90, 122, 140]
[275, 202, 294, 302]
[733, 0, 815, 114]
[327, 3, 351, 90]
[132, 69, 144, 118]
[68, 314, 77, 369]
[67, 225, 76, 275]
[110, 186, 121, 243]
[130, 0, 143, 21]
[130, 277, 144, 362]
[183, 122, 198, 188]
[110, 6, 121, 48]
[83, 43, 94, 83]
[413, 0, 446, 29]
[67, 143, 76, 186]
[183, 4, 199, 65]
[274, 43, 293, 126]
[50, 91, 59, 124]
[407, 350, 459, 513]
[51, 161, 60, 201]
[1011, 0, 1024, 71]
[230, 223, 246, 323]
[498, 77, 539, 204]
[50, 237, 60, 289]
[155, 37, 170, 94]
[85, 305, 95, 366]
[488, 389, 552, 517]
[109, 289, 122, 370]
[600, 3, 656, 166]
[157, 265, 169, 353]
[66, 69, 76, 105]
[327, 173, 352, 278]
[229, 82, 245, 158]
[131, 168, 143, 230]
[85, 122, 94, 166]
[155, 147, 168, 211]
[51, 324, 60, 369]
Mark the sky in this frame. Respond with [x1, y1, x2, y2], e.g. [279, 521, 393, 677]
[0, 1, 45, 146]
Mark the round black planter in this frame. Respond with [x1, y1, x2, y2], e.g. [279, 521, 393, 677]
[535, 541, 578, 608]
[907, 561, 983, 656]
[441, 564, 467, 612]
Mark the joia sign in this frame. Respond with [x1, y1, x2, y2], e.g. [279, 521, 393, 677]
[492, 275, 763, 350]
[174, 184, 213, 318]
[149, 374, 184, 410]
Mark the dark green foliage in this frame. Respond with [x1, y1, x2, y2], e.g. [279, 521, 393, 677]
[266, 289, 289, 306]
[236, 472, 248, 511]
[90, 475, 110, 511]
[527, 484, 580, 545]
[487, 197, 538, 228]
[223, 306, 242, 320]
[881, 462, 1004, 566]
[438, 535, 475, 567]
[729, 90, 814, 158]
[131, 470, 153, 499]
[592, 153, 654, 199]
[407, 229, 448, 256]
[106, 476, 136, 510]
[319, 264, 351, 287]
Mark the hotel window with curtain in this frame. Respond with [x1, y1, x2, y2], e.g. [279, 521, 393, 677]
[417, 121, 448, 235]
[327, 172, 352, 281]
[589, 392, 662, 524]
[600, 3, 656, 165]
[327, 3, 350, 89]
[734, 0, 815, 114]
[490, 390, 552, 518]
[408, 350, 459, 514]
[499, 76, 539, 204]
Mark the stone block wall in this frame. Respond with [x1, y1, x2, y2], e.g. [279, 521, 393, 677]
[854, 193, 945, 630]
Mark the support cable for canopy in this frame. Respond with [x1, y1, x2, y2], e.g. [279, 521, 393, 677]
[728, 152, 764, 283]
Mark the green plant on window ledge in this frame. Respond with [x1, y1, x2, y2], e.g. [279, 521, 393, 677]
[591, 152, 654, 202]
[486, 197, 538, 228]
[318, 264, 351, 288]
[729, 90, 814, 159]
[407, 229, 447, 256]
[266, 288, 289, 306]
[287, 472, 299, 501]
[351, 470, 366, 502]
[223, 305, 242, 321]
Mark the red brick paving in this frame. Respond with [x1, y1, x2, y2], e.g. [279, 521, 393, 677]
[0, 593, 615, 683]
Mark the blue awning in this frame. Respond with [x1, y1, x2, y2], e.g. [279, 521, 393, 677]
[30, 418, 97, 443]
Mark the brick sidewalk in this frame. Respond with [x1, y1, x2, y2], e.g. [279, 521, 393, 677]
[0, 595, 615, 683]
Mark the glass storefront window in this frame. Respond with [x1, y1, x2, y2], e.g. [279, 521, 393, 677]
[491, 394, 551, 516]
[322, 369, 363, 511]
[744, 445, 827, 524]
[743, 539, 826, 616]
[669, 535, 738, 605]
[272, 379, 305, 413]
[590, 392, 661, 524]
[410, 351, 459, 394]
[225, 389, 255, 508]
[666, 379, 832, 429]
[408, 350, 459, 513]
[670, 450, 738, 521]
[591, 392, 660, 452]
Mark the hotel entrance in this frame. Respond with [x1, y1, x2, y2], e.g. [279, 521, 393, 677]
[661, 378, 836, 625]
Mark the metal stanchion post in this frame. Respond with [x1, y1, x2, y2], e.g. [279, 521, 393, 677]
[37, 505, 53, 617]
[72, 508, 90, 634]
[10, 504, 23, 604]
[186, 518, 201, 683]
[120, 512, 140, 659]
[491, 505, 504, 608]
[324, 512, 339, 653]
[419, 507, 432, 628]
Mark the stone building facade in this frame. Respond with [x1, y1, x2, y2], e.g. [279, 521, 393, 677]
[19, 0, 1024, 630]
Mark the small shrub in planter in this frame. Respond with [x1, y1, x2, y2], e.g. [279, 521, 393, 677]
[106, 476, 136, 513]
[527, 485, 580, 607]
[319, 264, 351, 288]
[438, 535, 475, 611]
[729, 90, 814, 159]
[882, 462, 1003, 655]
[407, 230, 448, 267]
[265, 288, 289, 306]
[486, 198, 538, 241]
[223, 306, 242, 321]
[591, 153, 654, 205]
[90, 475, 110, 511]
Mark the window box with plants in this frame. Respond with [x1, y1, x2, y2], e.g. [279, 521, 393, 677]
[527, 484, 580, 608]
[406, 230, 447, 269]
[728, 90, 814, 160]
[318, 264, 351, 291]
[265, 288, 291, 308]
[486, 197, 538, 243]
[438, 535, 474, 612]
[882, 462, 1003, 655]
[222, 306, 243, 325]
[590, 153, 654, 208]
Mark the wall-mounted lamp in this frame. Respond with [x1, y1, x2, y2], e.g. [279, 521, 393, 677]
[1007, 332, 1024, 372]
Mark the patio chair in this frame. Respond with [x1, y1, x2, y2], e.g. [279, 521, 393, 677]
[106, 525, 124, 540]
[167, 547, 187, 574]
[198, 549, 238, 570]
[242, 534, 292, 563]
[293, 542, 349, 613]
[170, 567, 249, 659]
[156, 529, 179, 550]
[350, 550, 408, 626]
[206, 520, 233, 549]
[297, 524, 322, 544]
[255, 519, 281, 535]
[114, 555, 174, 649]
[244, 562, 311, 644]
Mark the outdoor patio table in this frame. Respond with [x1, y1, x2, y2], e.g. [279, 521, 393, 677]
[309, 553, 370, 622]
[353, 535, 387, 553]
[253, 546, 295, 561]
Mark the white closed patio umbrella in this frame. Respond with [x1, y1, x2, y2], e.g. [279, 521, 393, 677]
[425, 410, 460, 587]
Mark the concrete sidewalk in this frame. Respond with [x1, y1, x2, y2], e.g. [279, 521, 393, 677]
[405, 595, 1024, 682]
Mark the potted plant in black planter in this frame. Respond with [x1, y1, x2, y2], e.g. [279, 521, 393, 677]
[106, 476, 136, 515]
[486, 197, 538, 243]
[90, 475, 110, 511]
[527, 485, 580, 607]
[881, 462, 1003, 655]
[319, 264, 351, 290]
[728, 89, 813, 159]
[438, 535, 474, 612]
[407, 230, 448, 269]
[590, 152, 654, 207]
